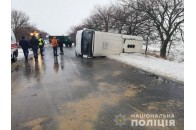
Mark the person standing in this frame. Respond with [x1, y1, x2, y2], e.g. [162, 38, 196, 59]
[29, 35, 39, 61]
[51, 37, 58, 56]
[39, 36, 45, 56]
[58, 38, 64, 54]
[19, 36, 29, 61]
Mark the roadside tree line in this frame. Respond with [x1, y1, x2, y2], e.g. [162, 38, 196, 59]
[68, 0, 184, 58]
[11, 9, 49, 41]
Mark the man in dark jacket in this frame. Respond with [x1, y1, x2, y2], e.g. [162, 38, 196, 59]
[29, 35, 39, 61]
[58, 39, 64, 54]
[19, 36, 29, 61]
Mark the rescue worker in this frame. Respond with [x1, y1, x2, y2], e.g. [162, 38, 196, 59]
[19, 36, 29, 61]
[29, 35, 39, 61]
[51, 37, 58, 56]
[39, 36, 44, 56]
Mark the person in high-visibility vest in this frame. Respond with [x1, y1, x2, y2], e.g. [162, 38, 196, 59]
[39, 36, 44, 56]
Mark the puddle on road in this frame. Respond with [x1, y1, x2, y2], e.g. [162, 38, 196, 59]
[21, 116, 51, 130]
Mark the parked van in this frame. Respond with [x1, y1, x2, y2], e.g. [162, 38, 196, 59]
[75, 29, 143, 57]
[11, 30, 18, 62]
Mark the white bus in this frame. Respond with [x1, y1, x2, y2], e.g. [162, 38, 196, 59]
[75, 29, 143, 58]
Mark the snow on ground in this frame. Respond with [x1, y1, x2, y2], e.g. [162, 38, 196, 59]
[107, 53, 184, 83]
[17, 48, 33, 60]
[142, 42, 184, 63]
[17, 44, 50, 60]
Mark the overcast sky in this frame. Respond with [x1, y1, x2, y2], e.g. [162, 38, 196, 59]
[11, 0, 115, 35]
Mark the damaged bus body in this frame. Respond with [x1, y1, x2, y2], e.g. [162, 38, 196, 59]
[75, 29, 143, 58]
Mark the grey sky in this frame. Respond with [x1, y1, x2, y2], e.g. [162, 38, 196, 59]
[11, 0, 115, 35]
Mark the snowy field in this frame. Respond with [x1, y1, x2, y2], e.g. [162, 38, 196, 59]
[108, 53, 184, 83]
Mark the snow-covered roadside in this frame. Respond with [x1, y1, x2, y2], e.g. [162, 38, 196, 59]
[107, 53, 184, 83]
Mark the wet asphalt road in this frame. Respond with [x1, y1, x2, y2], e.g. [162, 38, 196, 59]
[11, 46, 184, 130]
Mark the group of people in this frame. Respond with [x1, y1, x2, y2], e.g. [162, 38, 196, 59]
[19, 35, 64, 61]
[19, 35, 45, 61]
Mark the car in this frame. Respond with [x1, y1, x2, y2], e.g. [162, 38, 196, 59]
[11, 30, 18, 62]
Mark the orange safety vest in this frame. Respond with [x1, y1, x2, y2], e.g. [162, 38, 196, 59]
[51, 38, 58, 47]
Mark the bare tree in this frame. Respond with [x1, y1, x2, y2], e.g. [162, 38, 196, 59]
[167, 25, 183, 56]
[136, 0, 184, 58]
[82, 18, 95, 30]
[115, 0, 144, 35]
[91, 5, 115, 32]
[39, 30, 49, 39]
[141, 19, 157, 54]
[82, 16, 102, 31]
[12, 9, 49, 41]
[110, 2, 129, 34]
[67, 24, 86, 44]
[68, 4, 117, 39]
[11, 9, 30, 41]
[17, 24, 39, 40]
[66, 0, 184, 59]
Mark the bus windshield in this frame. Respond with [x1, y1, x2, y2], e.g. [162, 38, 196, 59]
[81, 30, 94, 56]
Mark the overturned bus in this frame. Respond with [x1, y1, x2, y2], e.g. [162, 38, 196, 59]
[75, 29, 143, 57]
